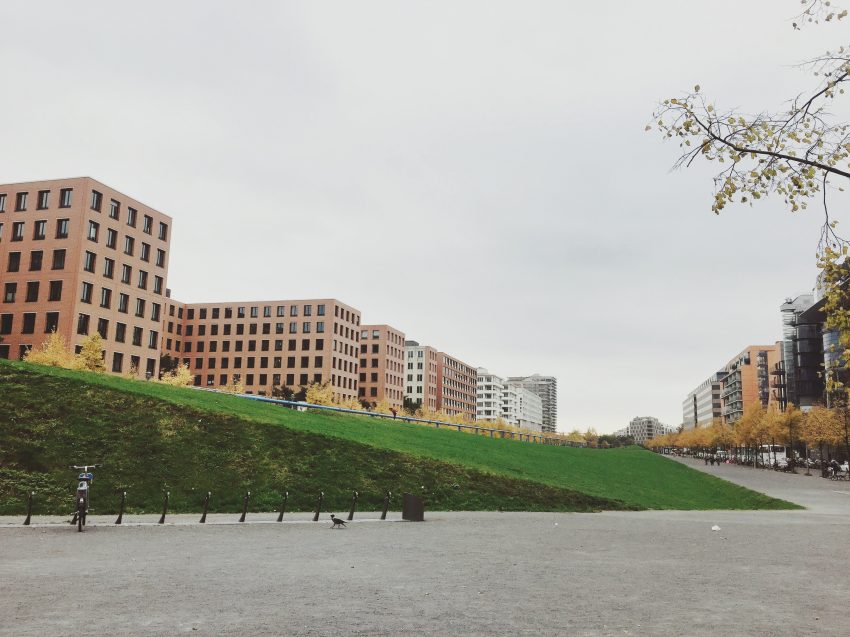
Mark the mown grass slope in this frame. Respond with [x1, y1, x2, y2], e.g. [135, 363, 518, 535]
[0, 361, 797, 513]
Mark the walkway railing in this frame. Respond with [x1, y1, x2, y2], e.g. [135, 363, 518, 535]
[236, 393, 581, 447]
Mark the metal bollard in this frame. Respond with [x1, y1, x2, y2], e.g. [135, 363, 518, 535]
[347, 491, 358, 521]
[381, 490, 391, 520]
[200, 492, 211, 523]
[239, 491, 251, 523]
[158, 492, 170, 524]
[23, 492, 34, 526]
[489, 429, 494, 438]
[115, 491, 126, 525]
[276, 491, 288, 522]
[312, 491, 324, 522]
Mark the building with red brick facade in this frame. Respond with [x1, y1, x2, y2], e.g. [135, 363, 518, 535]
[358, 324, 405, 409]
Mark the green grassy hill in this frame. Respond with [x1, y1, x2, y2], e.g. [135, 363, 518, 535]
[0, 361, 796, 515]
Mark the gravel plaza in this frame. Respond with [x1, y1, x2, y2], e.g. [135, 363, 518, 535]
[1, 460, 849, 637]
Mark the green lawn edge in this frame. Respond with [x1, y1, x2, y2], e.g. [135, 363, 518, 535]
[0, 360, 799, 511]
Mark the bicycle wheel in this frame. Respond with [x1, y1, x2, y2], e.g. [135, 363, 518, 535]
[77, 499, 85, 532]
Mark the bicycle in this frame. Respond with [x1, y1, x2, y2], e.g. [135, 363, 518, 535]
[69, 465, 100, 532]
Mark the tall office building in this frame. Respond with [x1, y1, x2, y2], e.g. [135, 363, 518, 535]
[0, 178, 172, 378]
[506, 374, 557, 433]
[358, 324, 405, 409]
[681, 371, 726, 429]
[614, 416, 674, 445]
[502, 382, 544, 432]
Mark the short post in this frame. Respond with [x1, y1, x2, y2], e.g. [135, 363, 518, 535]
[312, 491, 324, 522]
[402, 493, 425, 522]
[239, 491, 251, 523]
[435, 423, 440, 429]
[347, 491, 358, 521]
[200, 492, 211, 523]
[457, 425, 462, 432]
[23, 492, 34, 526]
[381, 490, 391, 520]
[489, 429, 494, 439]
[158, 491, 170, 524]
[475, 427, 480, 436]
[276, 491, 288, 522]
[115, 491, 126, 525]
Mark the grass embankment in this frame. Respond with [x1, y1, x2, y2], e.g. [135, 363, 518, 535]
[0, 361, 797, 514]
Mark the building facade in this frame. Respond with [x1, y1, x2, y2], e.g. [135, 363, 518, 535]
[776, 294, 825, 410]
[502, 382, 544, 432]
[161, 298, 361, 401]
[403, 340, 439, 411]
[358, 324, 405, 409]
[476, 368, 505, 421]
[681, 371, 727, 429]
[615, 416, 673, 445]
[720, 344, 782, 424]
[506, 374, 557, 433]
[437, 352, 477, 420]
[0, 178, 172, 378]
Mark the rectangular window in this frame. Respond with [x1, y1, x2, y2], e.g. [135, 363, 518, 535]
[140, 242, 150, 262]
[148, 330, 158, 349]
[59, 188, 72, 208]
[290, 306, 299, 317]
[304, 305, 312, 317]
[112, 352, 123, 373]
[90, 190, 102, 212]
[56, 218, 69, 239]
[317, 304, 325, 316]
[106, 228, 117, 249]
[132, 326, 143, 346]
[22, 312, 36, 334]
[15, 192, 28, 211]
[52, 249, 65, 270]
[155, 248, 166, 267]
[83, 251, 96, 273]
[138, 270, 148, 290]
[45, 312, 59, 333]
[303, 322, 311, 334]
[33, 220, 46, 240]
[115, 322, 126, 343]
[88, 220, 99, 242]
[316, 321, 324, 333]
[12, 222, 24, 241]
[103, 257, 114, 279]
[121, 264, 131, 284]
[0, 193, 7, 212]
[25, 281, 39, 303]
[0, 313, 12, 334]
[289, 323, 297, 334]
[123, 235, 134, 256]
[7, 252, 20, 272]
[97, 318, 109, 339]
[37, 190, 49, 210]
[118, 293, 129, 313]
[135, 298, 145, 318]
[251, 306, 259, 318]
[48, 280, 62, 301]
[151, 303, 161, 322]
[109, 199, 120, 220]
[143, 215, 153, 234]
[158, 222, 168, 241]
[100, 287, 112, 309]
[127, 207, 137, 227]
[80, 282, 93, 303]
[77, 313, 90, 335]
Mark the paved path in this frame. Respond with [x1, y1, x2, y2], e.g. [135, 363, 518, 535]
[1, 465, 849, 636]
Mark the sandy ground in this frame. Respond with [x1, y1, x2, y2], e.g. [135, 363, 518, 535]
[1, 459, 848, 636]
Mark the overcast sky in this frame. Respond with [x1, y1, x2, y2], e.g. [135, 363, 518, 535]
[2, 1, 845, 432]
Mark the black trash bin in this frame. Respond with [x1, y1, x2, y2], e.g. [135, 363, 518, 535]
[402, 493, 425, 521]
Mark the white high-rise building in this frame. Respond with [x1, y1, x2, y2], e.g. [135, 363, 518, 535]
[476, 368, 505, 421]
[614, 416, 674, 445]
[502, 382, 544, 432]
[506, 374, 557, 433]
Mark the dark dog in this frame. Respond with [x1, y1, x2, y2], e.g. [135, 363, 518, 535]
[330, 514, 347, 529]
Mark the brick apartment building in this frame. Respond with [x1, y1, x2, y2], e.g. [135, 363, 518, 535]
[403, 340, 439, 411]
[437, 351, 477, 420]
[0, 178, 171, 377]
[161, 298, 361, 401]
[720, 343, 783, 424]
[358, 324, 405, 409]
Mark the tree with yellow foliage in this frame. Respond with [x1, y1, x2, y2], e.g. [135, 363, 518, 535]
[158, 363, 194, 387]
[72, 333, 106, 373]
[24, 331, 74, 368]
[336, 396, 363, 411]
[371, 399, 393, 415]
[305, 381, 334, 406]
